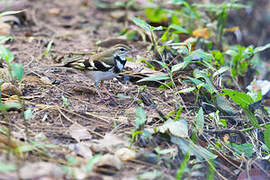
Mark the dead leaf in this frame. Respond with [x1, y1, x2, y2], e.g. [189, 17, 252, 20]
[115, 148, 136, 161]
[158, 119, 188, 138]
[192, 28, 211, 40]
[69, 123, 92, 142]
[1, 82, 22, 97]
[96, 154, 122, 172]
[224, 26, 239, 33]
[19, 162, 64, 179]
[0, 68, 11, 83]
[40, 76, 52, 85]
[69, 143, 93, 160]
[48, 8, 61, 16]
[0, 22, 11, 36]
[237, 168, 270, 180]
[91, 133, 129, 153]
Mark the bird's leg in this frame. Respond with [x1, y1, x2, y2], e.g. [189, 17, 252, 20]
[95, 81, 106, 103]
[100, 81, 118, 103]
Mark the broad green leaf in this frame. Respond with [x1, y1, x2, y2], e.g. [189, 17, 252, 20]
[0, 45, 14, 62]
[231, 143, 254, 158]
[264, 125, 270, 150]
[159, 119, 188, 138]
[137, 75, 169, 82]
[215, 96, 238, 115]
[132, 17, 151, 32]
[196, 108, 204, 135]
[11, 63, 24, 81]
[171, 137, 217, 161]
[135, 106, 146, 129]
[24, 108, 33, 120]
[0, 102, 22, 111]
[222, 89, 254, 108]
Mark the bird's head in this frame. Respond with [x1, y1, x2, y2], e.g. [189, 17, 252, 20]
[112, 44, 132, 59]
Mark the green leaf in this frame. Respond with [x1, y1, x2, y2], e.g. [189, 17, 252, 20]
[24, 108, 33, 120]
[254, 43, 270, 54]
[62, 95, 69, 108]
[176, 152, 190, 180]
[145, 8, 167, 23]
[42, 40, 54, 57]
[171, 137, 217, 161]
[243, 108, 258, 127]
[231, 143, 254, 158]
[169, 24, 188, 34]
[138, 170, 162, 180]
[168, 0, 185, 5]
[0, 45, 14, 62]
[0, 102, 22, 111]
[132, 17, 151, 32]
[171, 61, 189, 73]
[186, 49, 213, 62]
[0, 162, 17, 172]
[222, 89, 254, 108]
[137, 75, 169, 82]
[0, 36, 13, 44]
[135, 106, 146, 129]
[193, 69, 216, 94]
[215, 96, 238, 115]
[196, 108, 204, 135]
[213, 66, 229, 77]
[264, 125, 270, 150]
[176, 87, 196, 94]
[84, 154, 102, 172]
[11, 63, 24, 81]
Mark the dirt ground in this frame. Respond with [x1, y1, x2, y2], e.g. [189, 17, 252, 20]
[1, 0, 270, 179]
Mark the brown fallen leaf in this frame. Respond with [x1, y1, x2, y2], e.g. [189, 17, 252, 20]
[1, 82, 22, 97]
[0, 22, 11, 36]
[115, 148, 136, 162]
[90, 133, 129, 153]
[69, 143, 93, 160]
[69, 123, 92, 142]
[19, 162, 64, 179]
[95, 154, 122, 174]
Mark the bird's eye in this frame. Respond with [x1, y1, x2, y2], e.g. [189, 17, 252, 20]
[120, 48, 125, 52]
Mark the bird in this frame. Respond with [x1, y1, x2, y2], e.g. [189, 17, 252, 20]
[58, 44, 132, 99]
